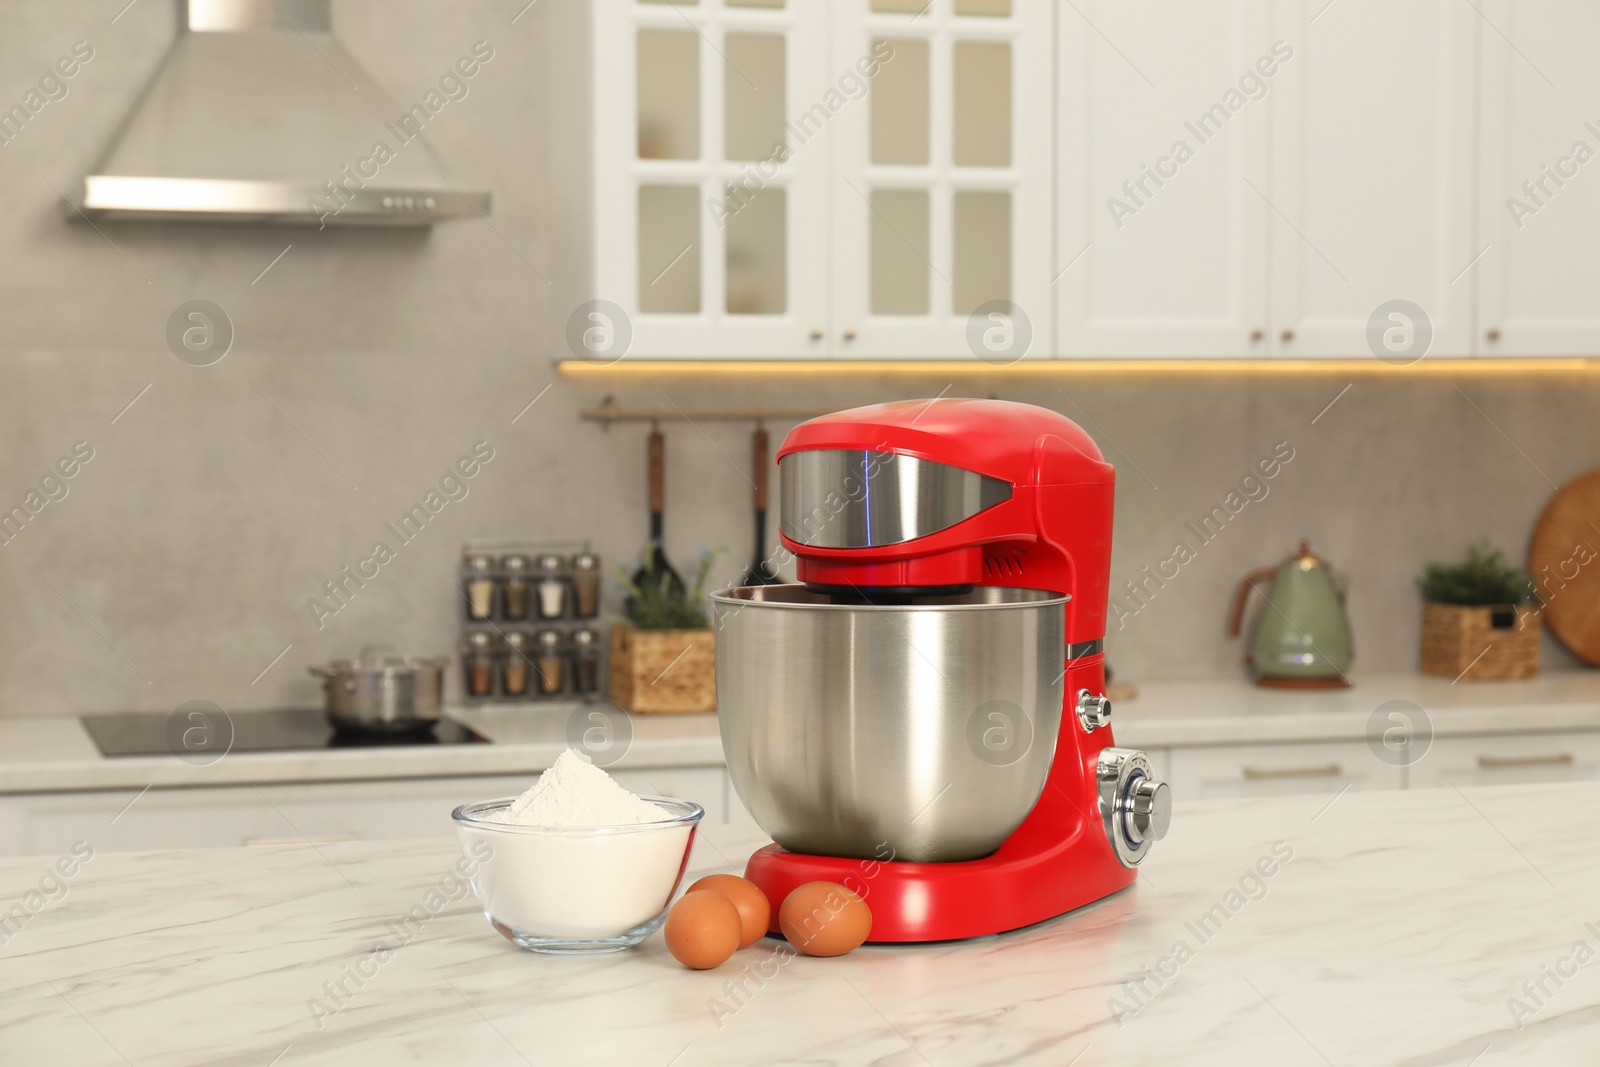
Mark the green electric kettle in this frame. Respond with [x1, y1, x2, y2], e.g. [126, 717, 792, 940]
[1227, 539, 1353, 688]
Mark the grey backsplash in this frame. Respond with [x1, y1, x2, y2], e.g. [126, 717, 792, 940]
[0, 1, 1590, 716]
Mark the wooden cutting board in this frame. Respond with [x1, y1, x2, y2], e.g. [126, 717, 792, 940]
[1528, 469, 1600, 665]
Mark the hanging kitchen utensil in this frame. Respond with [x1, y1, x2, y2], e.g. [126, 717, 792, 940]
[632, 424, 685, 595]
[740, 426, 781, 587]
[1227, 539, 1353, 688]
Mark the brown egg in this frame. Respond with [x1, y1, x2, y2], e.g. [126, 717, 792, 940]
[778, 881, 872, 957]
[664, 889, 741, 970]
[688, 874, 772, 948]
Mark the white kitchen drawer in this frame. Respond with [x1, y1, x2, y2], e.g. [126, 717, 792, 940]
[0, 768, 731, 857]
[1, 777, 523, 857]
[1168, 741, 1403, 801]
[1406, 732, 1600, 791]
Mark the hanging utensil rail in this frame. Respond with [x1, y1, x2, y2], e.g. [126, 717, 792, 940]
[581, 396, 830, 427]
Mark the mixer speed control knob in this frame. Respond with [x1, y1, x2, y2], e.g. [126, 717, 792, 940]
[1076, 690, 1112, 732]
[1095, 747, 1171, 869]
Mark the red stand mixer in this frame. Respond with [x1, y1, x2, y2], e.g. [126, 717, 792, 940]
[713, 398, 1170, 942]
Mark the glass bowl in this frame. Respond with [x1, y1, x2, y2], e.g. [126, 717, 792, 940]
[451, 795, 703, 954]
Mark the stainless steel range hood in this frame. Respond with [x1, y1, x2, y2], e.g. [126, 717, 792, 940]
[75, 0, 490, 226]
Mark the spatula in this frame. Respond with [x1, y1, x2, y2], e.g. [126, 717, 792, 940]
[740, 427, 781, 587]
[632, 425, 685, 595]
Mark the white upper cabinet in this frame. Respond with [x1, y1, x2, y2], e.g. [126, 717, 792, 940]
[1056, 0, 1273, 358]
[554, 0, 1051, 361]
[830, 0, 1053, 359]
[1476, 0, 1600, 356]
[575, 1, 831, 359]
[1268, 0, 1477, 359]
[552, 0, 1598, 361]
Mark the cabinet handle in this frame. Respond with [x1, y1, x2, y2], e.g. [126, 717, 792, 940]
[1241, 763, 1341, 780]
[1279, 329, 1294, 342]
[1485, 328, 1501, 342]
[1250, 329, 1264, 342]
[1477, 753, 1572, 769]
[243, 833, 363, 846]
[809, 328, 824, 341]
[842, 329, 857, 341]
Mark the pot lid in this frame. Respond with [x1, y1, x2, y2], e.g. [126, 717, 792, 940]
[316, 644, 449, 672]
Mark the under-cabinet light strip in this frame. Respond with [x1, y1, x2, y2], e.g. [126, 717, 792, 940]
[556, 358, 1600, 378]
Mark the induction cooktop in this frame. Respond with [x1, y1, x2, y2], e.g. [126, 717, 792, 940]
[81, 708, 487, 758]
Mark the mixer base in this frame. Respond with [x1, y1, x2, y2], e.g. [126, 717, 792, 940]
[745, 836, 1137, 943]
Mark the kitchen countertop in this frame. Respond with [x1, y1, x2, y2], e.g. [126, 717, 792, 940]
[0, 704, 726, 795]
[1, 671, 1597, 795]
[1115, 669, 1600, 747]
[3, 780, 1594, 1065]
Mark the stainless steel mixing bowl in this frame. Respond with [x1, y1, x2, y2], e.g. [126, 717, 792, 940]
[712, 584, 1066, 862]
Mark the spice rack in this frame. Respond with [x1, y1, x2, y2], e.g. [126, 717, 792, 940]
[457, 539, 605, 703]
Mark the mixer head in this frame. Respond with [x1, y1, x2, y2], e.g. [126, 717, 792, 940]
[776, 398, 1116, 643]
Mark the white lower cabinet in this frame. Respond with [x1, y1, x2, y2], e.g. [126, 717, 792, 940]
[0, 767, 731, 857]
[7, 733, 1596, 856]
[1405, 733, 1600, 791]
[1166, 732, 1600, 801]
[1166, 741, 1403, 801]
[1144, 747, 1171, 784]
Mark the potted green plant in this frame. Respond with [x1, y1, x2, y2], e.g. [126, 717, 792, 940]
[1417, 543, 1541, 680]
[610, 547, 720, 713]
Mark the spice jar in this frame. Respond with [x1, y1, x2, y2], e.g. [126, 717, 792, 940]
[464, 553, 497, 621]
[501, 554, 531, 620]
[463, 630, 496, 697]
[571, 552, 601, 618]
[570, 627, 601, 696]
[534, 629, 565, 696]
[536, 554, 569, 620]
[502, 630, 531, 697]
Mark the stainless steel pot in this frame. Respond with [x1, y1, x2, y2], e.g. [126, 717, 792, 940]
[309, 645, 449, 733]
[712, 584, 1066, 862]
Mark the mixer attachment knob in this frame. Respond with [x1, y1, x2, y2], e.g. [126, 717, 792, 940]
[1095, 747, 1171, 868]
[1127, 777, 1172, 844]
[1076, 689, 1112, 732]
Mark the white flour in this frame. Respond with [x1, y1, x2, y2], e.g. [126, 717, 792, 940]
[459, 749, 695, 941]
[488, 748, 670, 827]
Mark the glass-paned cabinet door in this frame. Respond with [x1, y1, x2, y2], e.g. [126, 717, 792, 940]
[831, 0, 1052, 359]
[592, 0, 830, 357]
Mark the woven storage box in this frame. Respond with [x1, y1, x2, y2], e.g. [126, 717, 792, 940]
[610, 626, 716, 713]
[1419, 602, 1541, 680]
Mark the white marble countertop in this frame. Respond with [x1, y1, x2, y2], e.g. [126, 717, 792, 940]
[3, 780, 1594, 1065]
[2, 671, 1597, 795]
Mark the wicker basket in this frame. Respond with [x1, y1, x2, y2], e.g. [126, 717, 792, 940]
[1419, 602, 1541, 680]
[610, 626, 716, 713]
